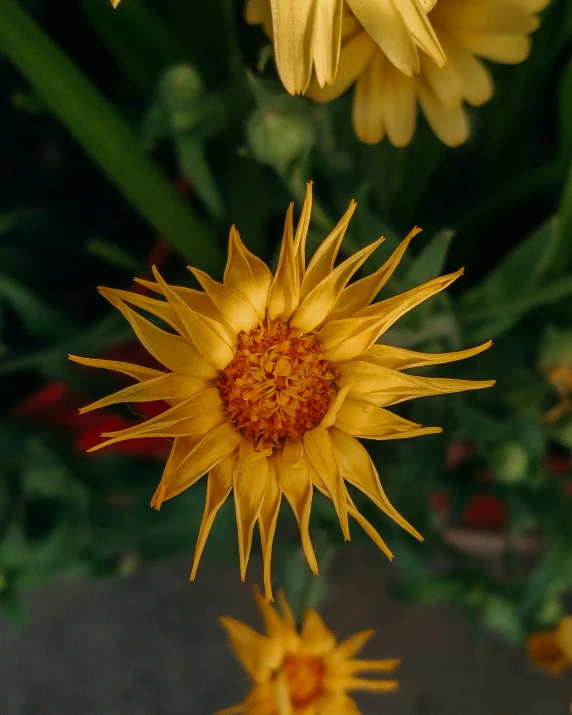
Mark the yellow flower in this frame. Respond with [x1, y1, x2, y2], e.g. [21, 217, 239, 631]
[70, 183, 493, 599]
[526, 617, 572, 675]
[245, 0, 446, 95]
[306, 0, 549, 146]
[217, 587, 400, 714]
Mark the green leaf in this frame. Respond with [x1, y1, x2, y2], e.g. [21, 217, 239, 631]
[0, 0, 221, 269]
[401, 228, 455, 292]
[85, 238, 144, 273]
[0, 275, 72, 340]
[176, 134, 224, 220]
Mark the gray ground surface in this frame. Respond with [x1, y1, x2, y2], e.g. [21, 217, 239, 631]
[1, 546, 569, 715]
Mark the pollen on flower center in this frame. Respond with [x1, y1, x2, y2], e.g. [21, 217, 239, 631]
[216, 319, 337, 445]
[282, 652, 325, 708]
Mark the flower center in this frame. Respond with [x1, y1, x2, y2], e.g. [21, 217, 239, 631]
[216, 319, 337, 445]
[282, 653, 325, 708]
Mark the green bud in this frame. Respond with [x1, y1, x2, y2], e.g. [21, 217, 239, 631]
[246, 107, 316, 176]
[159, 65, 204, 133]
[492, 442, 529, 484]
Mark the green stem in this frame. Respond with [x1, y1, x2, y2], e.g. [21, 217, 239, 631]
[0, 0, 222, 270]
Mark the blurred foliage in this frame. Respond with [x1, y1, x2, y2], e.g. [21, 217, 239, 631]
[0, 0, 571, 669]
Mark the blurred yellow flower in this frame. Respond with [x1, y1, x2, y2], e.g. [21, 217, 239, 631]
[306, 0, 549, 146]
[245, 0, 445, 95]
[526, 617, 572, 674]
[110, 0, 121, 7]
[70, 183, 493, 599]
[217, 587, 400, 715]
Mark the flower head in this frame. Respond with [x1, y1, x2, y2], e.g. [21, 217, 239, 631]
[70, 183, 493, 599]
[526, 616, 572, 674]
[306, 0, 549, 146]
[217, 587, 400, 714]
[246, 0, 445, 95]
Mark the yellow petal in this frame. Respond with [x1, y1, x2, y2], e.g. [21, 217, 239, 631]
[190, 454, 236, 580]
[224, 226, 273, 319]
[100, 286, 184, 334]
[303, 426, 350, 540]
[79, 373, 208, 413]
[416, 76, 469, 146]
[352, 48, 386, 145]
[392, 0, 446, 67]
[455, 30, 531, 63]
[300, 200, 357, 300]
[346, 495, 393, 560]
[111, 0, 121, 7]
[432, 0, 539, 36]
[189, 266, 260, 334]
[556, 616, 572, 661]
[219, 617, 277, 683]
[339, 676, 399, 692]
[344, 658, 401, 674]
[275, 442, 318, 574]
[268, 204, 300, 321]
[158, 423, 241, 502]
[329, 426, 422, 540]
[68, 355, 163, 382]
[293, 182, 313, 284]
[98, 291, 217, 378]
[151, 435, 203, 509]
[291, 237, 383, 332]
[330, 629, 374, 661]
[346, 0, 421, 76]
[269, 0, 316, 95]
[438, 29, 493, 107]
[329, 227, 420, 321]
[316, 691, 360, 715]
[307, 30, 376, 103]
[134, 278, 226, 325]
[246, 0, 272, 30]
[334, 397, 441, 440]
[420, 51, 463, 111]
[362, 339, 492, 370]
[258, 456, 283, 601]
[321, 269, 464, 362]
[313, 0, 344, 88]
[234, 447, 270, 580]
[300, 609, 337, 654]
[380, 57, 418, 147]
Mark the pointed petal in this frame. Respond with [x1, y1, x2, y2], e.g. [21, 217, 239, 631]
[300, 609, 337, 654]
[321, 269, 464, 362]
[258, 456, 283, 601]
[330, 629, 374, 660]
[291, 237, 384, 332]
[394, 0, 445, 66]
[135, 278, 226, 324]
[234, 449, 269, 581]
[329, 426, 422, 540]
[329, 228, 420, 321]
[68, 355, 163, 382]
[151, 435, 202, 509]
[219, 617, 276, 683]
[334, 398, 441, 440]
[340, 676, 399, 692]
[98, 291, 217, 378]
[79, 373, 208, 413]
[224, 226, 273, 319]
[303, 426, 349, 540]
[345, 658, 401, 674]
[293, 183, 313, 284]
[300, 201, 357, 301]
[346, 495, 394, 560]
[189, 267, 260, 334]
[268, 204, 300, 321]
[190, 454, 236, 580]
[362, 340, 492, 370]
[275, 442, 318, 574]
[100, 287, 184, 334]
[158, 423, 241, 502]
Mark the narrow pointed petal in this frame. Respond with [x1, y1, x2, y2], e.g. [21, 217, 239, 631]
[189, 266, 260, 334]
[100, 286, 184, 333]
[346, 496, 394, 560]
[291, 237, 384, 332]
[394, 0, 446, 66]
[334, 398, 441, 440]
[300, 201, 357, 300]
[258, 456, 283, 601]
[98, 291, 217, 378]
[330, 629, 374, 661]
[269, 0, 317, 95]
[134, 278, 226, 324]
[362, 340, 492, 370]
[321, 269, 464, 362]
[313, 0, 344, 87]
[79, 373, 208, 413]
[268, 204, 300, 321]
[340, 676, 399, 692]
[224, 226, 273, 319]
[219, 617, 277, 683]
[275, 442, 318, 574]
[345, 658, 401, 674]
[68, 355, 163, 382]
[316, 691, 360, 715]
[293, 183, 313, 283]
[329, 227, 420, 321]
[234, 449, 270, 581]
[329, 427, 422, 540]
[159, 423, 241, 502]
[190, 454, 236, 580]
[303, 426, 349, 540]
[151, 435, 203, 509]
[300, 609, 337, 654]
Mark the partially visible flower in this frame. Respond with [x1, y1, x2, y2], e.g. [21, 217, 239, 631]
[110, 0, 121, 7]
[246, 0, 445, 95]
[526, 617, 572, 674]
[71, 183, 493, 600]
[217, 587, 400, 714]
[542, 362, 572, 423]
[307, 0, 549, 146]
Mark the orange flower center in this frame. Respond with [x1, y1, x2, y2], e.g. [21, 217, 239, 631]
[282, 653, 325, 708]
[216, 320, 337, 445]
